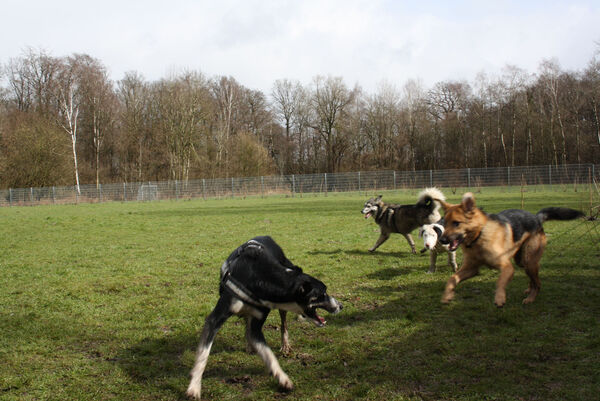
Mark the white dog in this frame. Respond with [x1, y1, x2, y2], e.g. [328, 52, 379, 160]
[418, 220, 458, 273]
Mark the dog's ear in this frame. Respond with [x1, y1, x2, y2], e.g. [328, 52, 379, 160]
[376, 195, 382, 201]
[434, 198, 453, 211]
[298, 276, 313, 295]
[461, 192, 476, 212]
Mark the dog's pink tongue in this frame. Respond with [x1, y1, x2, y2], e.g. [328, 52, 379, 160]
[364, 213, 371, 219]
[318, 316, 326, 324]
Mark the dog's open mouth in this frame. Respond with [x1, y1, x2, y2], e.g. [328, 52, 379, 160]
[303, 309, 326, 327]
[448, 237, 463, 251]
[363, 212, 372, 219]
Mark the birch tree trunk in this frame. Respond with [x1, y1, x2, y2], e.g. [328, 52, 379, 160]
[61, 86, 81, 194]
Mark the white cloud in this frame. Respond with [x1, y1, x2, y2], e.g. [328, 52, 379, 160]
[1, 0, 599, 93]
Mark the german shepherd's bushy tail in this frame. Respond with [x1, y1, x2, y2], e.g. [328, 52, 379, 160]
[536, 207, 584, 223]
[417, 187, 446, 223]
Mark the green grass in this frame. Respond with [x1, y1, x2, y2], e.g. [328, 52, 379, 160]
[0, 188, 598, 401]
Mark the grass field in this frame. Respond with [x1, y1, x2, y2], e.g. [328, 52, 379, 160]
[0, 188, 598, 401]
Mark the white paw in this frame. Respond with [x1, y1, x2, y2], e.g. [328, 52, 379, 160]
[278, 374, 294, 391]
[186, 383, 201, 399]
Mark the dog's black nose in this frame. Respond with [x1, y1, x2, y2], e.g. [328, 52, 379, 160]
[439, 235, 449, 245]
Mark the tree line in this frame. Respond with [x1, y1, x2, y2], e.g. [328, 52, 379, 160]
[0, 48, 599, 190]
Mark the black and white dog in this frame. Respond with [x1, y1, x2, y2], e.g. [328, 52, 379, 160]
[418, 219, 458, 273]
[186, 236, 342, 400]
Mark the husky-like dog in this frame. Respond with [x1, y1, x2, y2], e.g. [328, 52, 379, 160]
[437, 193, 584, 307]
[418, 218, 458, 273]
[186, 236, 342, 400]
[362, 188, 446, 253]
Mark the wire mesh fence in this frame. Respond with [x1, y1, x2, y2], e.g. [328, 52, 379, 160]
[1, 164, 597, 207]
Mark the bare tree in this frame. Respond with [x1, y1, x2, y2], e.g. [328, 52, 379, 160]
[271, 79, 300, 173]
[364, 81, 400, 169]
[5, 48, 61, 115]
[426, 81, 471, 167]
[583, 57, 600, 152]
[56, 57, 83, 194]
[310, 76, 357, 172]
[539, 59, 567, 166]
[118, 72, 151, 181]
[211, 76, 242, 176]
[75, 54, 116, 188]
[154, 71, 212, 182]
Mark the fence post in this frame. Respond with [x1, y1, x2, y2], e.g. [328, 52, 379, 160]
[549, 165, 552, 186]
[123, 182, 127, 201]
[292, 175, 295, 197]
[588, 167, 592, 215]
[52, 186, 56, 204]
[507, 167, 511, 187]
[231, 177, 234, 199]
[175, 180, 179, 201]
[9, 188, 12, 207]
[30, 187, 33, 203]
[393, 171, 396, 191]
[324, 173, 328, 197]
[202, 179, 206, 200]
[429, 170, 433, 187]
[467, 168, 471, 189]
[99, 184, 102, 203]
[261, 176, 264, 198]
[358, 171, 361, 192]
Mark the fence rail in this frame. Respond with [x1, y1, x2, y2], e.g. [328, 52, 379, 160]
[1, 164, 598, 207]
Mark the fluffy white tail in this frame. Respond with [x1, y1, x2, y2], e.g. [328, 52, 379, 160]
[417, 187, 446, 223]
[417, 187, 445, 203]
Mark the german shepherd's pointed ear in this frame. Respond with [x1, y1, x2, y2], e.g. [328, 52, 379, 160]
[433, 198, 454, 211]
[375, 195, 382, 202]
[461, 192, 476, 212]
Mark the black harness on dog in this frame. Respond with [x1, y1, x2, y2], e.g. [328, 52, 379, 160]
[221, 271, 270, 310]
[220, 240, 271, 311]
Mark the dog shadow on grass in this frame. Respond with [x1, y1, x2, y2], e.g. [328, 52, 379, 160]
[308, 248, 415, 258]
[116, 329, 274, 400]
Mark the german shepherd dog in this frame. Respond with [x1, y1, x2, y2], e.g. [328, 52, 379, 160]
[186, 236, 342, 400]
[437, 193, 584, 307]
[362, 188, 446, 253]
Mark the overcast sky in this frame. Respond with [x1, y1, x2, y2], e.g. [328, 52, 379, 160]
[2, 0, 600, 94]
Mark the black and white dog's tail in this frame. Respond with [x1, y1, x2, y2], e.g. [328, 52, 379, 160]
[536, 207, 584, 223]
[417, 187, 446, 223]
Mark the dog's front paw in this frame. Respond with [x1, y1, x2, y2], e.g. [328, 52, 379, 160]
[494, 294, 506, 308]
[368, 248, 375, 253]
[441, 291, 454, 304]
[280, 344, 292, 356]
[186, 383, 201, 400]
[278, 374, 294, 392]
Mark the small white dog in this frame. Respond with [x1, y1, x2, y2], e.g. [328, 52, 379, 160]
[418, 220, 458, 273]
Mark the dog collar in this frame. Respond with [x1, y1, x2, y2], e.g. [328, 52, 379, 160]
[465, 228, 483, 248]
